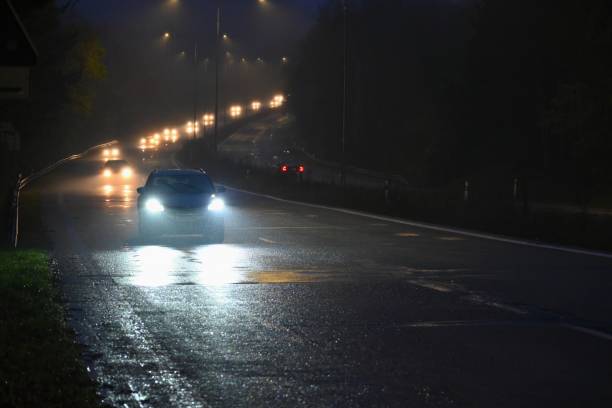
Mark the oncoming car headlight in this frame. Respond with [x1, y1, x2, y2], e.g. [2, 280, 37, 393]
[103, 169, 112, 177]
[121, 167, 133, 178]
[207, 196, 225, 211]
[145, 198, 164, 213]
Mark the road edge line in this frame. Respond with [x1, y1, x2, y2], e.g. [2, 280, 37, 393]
[171, 149, 612, 259]
[225, 186, 612, 260]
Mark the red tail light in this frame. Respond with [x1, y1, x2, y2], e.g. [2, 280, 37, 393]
[298, 165, 305, 173]
[281, 165, 288, 173]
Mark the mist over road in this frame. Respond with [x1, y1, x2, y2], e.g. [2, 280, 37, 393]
[19, 141, 612, 407]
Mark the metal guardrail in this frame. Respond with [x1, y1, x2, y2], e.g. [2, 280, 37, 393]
[8, 140, 118, 248]
[291, 146, 412, 188]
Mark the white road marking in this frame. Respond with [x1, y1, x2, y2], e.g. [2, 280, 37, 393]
[409, 280, 453, 293]
[229, 226, 342, 230]
[172, 156, 612, 342]
[395, 232, 420, 237]
[394, 319, 537, 329]
[561, 323, 612, 342]
[226, 186, 612, 259]
[258, 237, 278, 244]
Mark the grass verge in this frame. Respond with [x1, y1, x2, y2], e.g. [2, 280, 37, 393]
[0, 250, 100, 408]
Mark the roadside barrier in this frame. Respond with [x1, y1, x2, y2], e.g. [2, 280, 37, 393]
[8, 140, 117, 248]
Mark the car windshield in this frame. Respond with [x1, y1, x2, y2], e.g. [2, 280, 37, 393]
[148, 174, 214, 194]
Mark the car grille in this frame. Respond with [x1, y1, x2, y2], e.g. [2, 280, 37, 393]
[166, 207, 206, 218]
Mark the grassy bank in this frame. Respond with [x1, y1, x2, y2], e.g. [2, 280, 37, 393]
[0, 250, 99, 408]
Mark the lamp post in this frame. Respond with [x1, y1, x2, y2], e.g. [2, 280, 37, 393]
[340, 0, 348, 185]
[193, 42, 198, 139]
[213, 6, 220, 154]
[167, 0, 266, 153]
[162, 31, 200, 139]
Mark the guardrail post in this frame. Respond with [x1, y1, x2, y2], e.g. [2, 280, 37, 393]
[463, 180, 469, 202]
[384, 179, 391, 206]
[513, 177, 518, 201]
[9, 173, 22, 248]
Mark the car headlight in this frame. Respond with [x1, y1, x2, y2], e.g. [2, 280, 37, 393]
[145, 198, 164, 213]
[111, 148, 120, 157]
[103, 149, 110, 157]
[103, 169, 111, 177]
[207, 197, 225, 211]
[121, 167, 132, 178]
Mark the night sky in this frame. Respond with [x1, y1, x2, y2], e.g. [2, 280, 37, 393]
[76, 0, 320, 59]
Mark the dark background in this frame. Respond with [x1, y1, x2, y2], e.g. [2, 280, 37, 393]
[3, 0, 612, 245]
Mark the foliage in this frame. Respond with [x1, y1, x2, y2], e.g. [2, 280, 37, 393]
[65, 34, 108, 115]
[288, 0, 612, 195]
[0, 0, 107, 168]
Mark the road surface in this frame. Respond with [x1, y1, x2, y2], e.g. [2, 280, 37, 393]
[19, 142, 612, 407]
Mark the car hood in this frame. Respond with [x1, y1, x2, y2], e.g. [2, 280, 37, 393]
[152, 193, 213, 209]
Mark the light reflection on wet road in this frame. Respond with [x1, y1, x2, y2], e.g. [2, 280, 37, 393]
[20, 145, 612, 407]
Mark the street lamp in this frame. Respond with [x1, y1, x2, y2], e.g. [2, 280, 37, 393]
[162, 30, 200, 139]
[165, 1, 266, 153]
[213, 6, 221, 154]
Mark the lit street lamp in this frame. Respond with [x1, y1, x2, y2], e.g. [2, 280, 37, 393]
[165, 1, 268, 152]
[162, 30, 200, 139]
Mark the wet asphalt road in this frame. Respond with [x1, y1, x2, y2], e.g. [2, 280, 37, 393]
[20, 143, 612, 407]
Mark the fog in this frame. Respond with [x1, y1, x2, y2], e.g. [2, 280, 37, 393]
[72, 0, 317, 139]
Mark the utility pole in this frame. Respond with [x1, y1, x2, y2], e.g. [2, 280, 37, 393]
[213, 6, 221, 154]
[193, 42, 198, 139]
[340, 0, 348, 185]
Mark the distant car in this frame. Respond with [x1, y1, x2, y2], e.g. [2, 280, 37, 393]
[102, 147, 120, 159]
[278, 162, 305, 175]
[272, 148, 305, 175]
[102, 159, 133, 180]
[137, 169, 225, 242]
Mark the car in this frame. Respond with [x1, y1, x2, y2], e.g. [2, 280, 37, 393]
[136, 169, 225, 242]
[102, 147, 120, 159]
[278, 162, 305, 175]
[271, 149, 305, 176]
[102, 159, 133, 180]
